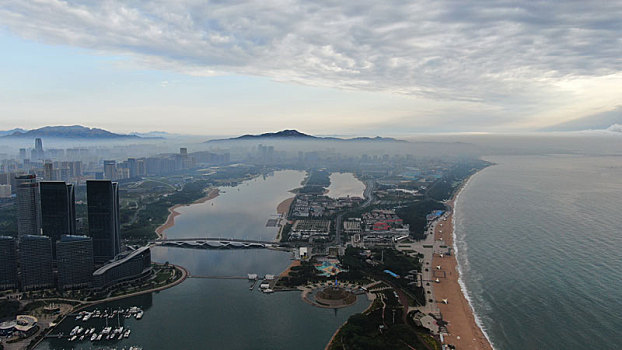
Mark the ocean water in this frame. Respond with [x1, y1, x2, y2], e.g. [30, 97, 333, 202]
[455, 155, 622, 349]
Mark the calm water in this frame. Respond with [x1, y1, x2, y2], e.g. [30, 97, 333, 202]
[327, 172, 365, 198]
[38, 170, 369, 350]
[166, 170, 304, 241]
[455, 155, 622, 349]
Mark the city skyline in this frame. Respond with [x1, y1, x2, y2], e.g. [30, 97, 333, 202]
[1, 2, 621, 135]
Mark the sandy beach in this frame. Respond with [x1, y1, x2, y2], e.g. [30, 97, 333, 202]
[155, 188, 220, 240]
[276, 196, 295, 215]
[275, 197, 295, 241]
[433, 197, 493, 350]
[279, 259, 301, 278]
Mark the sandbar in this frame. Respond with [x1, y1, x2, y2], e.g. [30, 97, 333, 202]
[155, 188, 220, 240]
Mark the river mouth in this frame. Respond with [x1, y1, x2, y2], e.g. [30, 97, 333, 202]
[37, 170, 370, 350]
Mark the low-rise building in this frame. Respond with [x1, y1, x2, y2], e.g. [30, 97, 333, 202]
[343, 219, 362, 234]
[290, 220, 331, 241]
[0, 315, 38, 337]
[92, 246, 152, 293]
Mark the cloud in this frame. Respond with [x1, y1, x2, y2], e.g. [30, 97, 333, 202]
[606, 124, 622, 133]
[1, 1, 621, 130]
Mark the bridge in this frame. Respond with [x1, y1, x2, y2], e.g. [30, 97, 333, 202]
[153, 237, 284, 250]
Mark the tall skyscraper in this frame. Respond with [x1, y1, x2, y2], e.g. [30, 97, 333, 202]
[56, 235, 94, 289]
[87, 180, 120, 264]
[32, 138, 44, 160]
[15, 174, 41, 239]
[0, 236, 18, 291]
[19, 235, 54, 291]
[35, 138, 43, 152]
[40, 181, 76, 258]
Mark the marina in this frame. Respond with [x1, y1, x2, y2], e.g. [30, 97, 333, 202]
[47, 307, 144, 344]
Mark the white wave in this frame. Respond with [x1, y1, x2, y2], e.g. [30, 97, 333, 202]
[453, 169, 497, 349]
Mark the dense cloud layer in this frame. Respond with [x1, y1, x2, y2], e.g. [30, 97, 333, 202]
[2, 1, 620, 97]
[1, 1, 621, 131]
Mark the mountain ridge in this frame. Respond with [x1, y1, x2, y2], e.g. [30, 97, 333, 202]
[206, 129, 407, 143]
[1, 125, 145, 139]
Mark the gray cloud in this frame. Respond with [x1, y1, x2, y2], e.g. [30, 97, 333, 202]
[1, 0, 621, 107]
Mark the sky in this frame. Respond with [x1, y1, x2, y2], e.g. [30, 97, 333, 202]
[0, 1, 621, 136]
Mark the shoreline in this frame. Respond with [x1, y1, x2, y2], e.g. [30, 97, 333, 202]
[324, 290, 377, 350]
[30, 264, 189, 350]
[275, 196, 295, 241]
[433, 172, 494, 350]
[276, 196, 295, 216]
[155, 188, 220, 240]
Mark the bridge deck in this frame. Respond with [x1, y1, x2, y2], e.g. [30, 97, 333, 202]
[156, 237, 278, 245]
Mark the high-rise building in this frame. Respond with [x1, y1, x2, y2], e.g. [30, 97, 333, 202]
[0, 184, 11, 198]
[35, 138, 43, 152]
[127, 158, 137, 178]
[87, 180, 120, 264]
[19, 148, 27, 160]
[136, 159, 145, 176]
[68, 161, 82, 178]
[32, 138, 44, 160]
[56, 235, 94, 289]
[44, 162, 54, 180]
[0, 236, 18, 291]
[19, 235, 54, 291]
[40, 181, 76, 258]
[103, 160, 117, 180]
[15, 174, 41, 239]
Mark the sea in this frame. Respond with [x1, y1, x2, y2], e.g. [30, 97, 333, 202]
[455, 155, 622, 349]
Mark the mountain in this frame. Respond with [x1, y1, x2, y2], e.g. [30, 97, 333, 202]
[0, 128, 27, 136]
[3, 125, 141, 139]
[129, 131, 172, 138]
[347, 136, 407, 142]
[206, 129, 407, 143]
[231, 129, 317, 140]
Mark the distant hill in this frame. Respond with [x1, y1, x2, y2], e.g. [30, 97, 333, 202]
[129, 131, 174, 138]
[2, 125, 142, 139]
[0, 128, 27, 137]
[227, 129, 318, 140]
[206, 129, 407, 143]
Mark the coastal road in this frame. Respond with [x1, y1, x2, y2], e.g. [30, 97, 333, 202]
[335, 214, 344, 245]
[395, 213, 449, 318]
